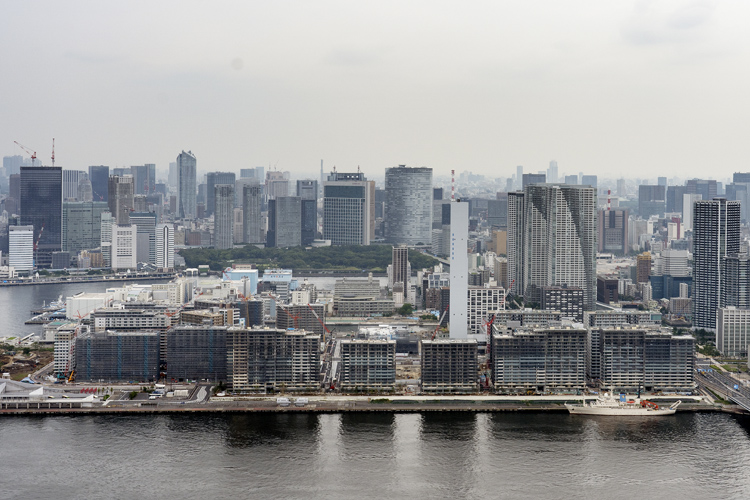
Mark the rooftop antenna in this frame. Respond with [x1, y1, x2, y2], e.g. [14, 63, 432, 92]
[51, 138, 55, 167]
[451, 169, 455, 201]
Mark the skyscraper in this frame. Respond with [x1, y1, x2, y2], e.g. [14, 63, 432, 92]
[88, 165, 109, 202]
[638, 185, 666, 218]
[242, 181, 263, 244]
[108, 175, 134, 225]
[206, 172, 236, 217]
[507, 191, 525, 294]
[323, 171, 375, 246]
[384, 165, 433, 246]
[450, 201, 469, 339]
[20, 166, 63, 268]
[62, 170, 86, 200]
[300, 199, 316, 245]
[392, 246, 409, 302]
[213, 184, 234, 249]
[692, 198, 740, 330]
[130, 212, 157, 264]
[296, 179, 318, 201]
[155, 223, 175, 270]
[510, 184, 597, 310]
[177, 151, 197, 219]
[522, 173, 546, 189]
[547, 161, 558, 183]
[62, 201, 109, 256]
[9, 225, 34, 272]
[598, 208, 628, 254]
[131, 164, 156, 195]
[267, 196, 301, 248]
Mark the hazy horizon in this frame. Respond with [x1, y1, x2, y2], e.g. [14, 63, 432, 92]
[2, 1, 749, 181]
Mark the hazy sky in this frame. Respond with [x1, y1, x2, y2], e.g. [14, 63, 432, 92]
[2, 1, 749, 181]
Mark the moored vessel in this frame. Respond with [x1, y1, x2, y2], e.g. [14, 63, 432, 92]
[565, 392, 681, 416]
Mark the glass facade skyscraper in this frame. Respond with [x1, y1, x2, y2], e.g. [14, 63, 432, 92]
[20, 166, 63, 268]
[177, 151, 197, 219]
[384, 165, 432, 246]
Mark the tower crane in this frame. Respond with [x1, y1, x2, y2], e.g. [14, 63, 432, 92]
[13, 141, 37, 166]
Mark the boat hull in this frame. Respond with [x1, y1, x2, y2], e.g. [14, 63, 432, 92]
[565, 404, 676, 416]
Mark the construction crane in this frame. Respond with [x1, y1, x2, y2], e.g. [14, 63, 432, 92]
[14, 141, 37, 166]
[431, 305, 449, 340]
[307, 303, 332, 339]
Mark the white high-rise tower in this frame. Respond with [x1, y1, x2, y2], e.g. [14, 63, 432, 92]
[450, 201, 469, 339]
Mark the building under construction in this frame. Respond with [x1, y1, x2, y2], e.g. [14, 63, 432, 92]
[227, 327, 320, 392]
[276, 303, 326, 336]
[166, 325, 227, 382]
[339, 339, 396, 393]
[74, 330, 160, 382]
[421, 339, 478, 393]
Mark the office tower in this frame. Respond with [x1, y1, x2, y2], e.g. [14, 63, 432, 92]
[206, 172, 236, 217]
[692, 198, 740, 330]
[687, 179, 717, 202]
[682, 193, 702, 231]
[100, 212, 114, 267]
[213, 184, 234, 249]
[111, 223, 137, 270]
[617, 179, 626, 197]
[9, 225, 34, 272]
[516, 165, 523, 190]
[384, 166, 433, 245]
[155, 223, 174, 269]
[658, 176, 668, 187]
[108, 175, 134, 225]
[547, 161, 558, 184]
[131, 164, 156, 195]
[488, 193, 508, 228]
[510, 184, 597, 311]
[666, 185, 687, 214]
[133, 195, 148, 213]
[8, 173, 21, 209]
[581, 175, 597, 189]
[392, 246, 409, 301]
[62, 201, 109, 256]
[62, 170, 86, 200]
[266, 171, 289, 200]
[130, 212, 157, 264]
[598, 208, 629, 254]
[300, 199, 316, 245]
[240, 168, 255, 178]
[507, 191, 525, 293]
[450, 201, 469, 339]
[88, 165, 109, 202]
[3, 155, 23, 176]
[20, 166, 62, 268]
[242, 181, 263, 244]
[722, 254, 750, 309]
[168, 161, 178, 191]
[636, 252, 651, 283]
[267, 196, 301, 248]
[717, 308, 750, 357]
[177, 150, 197, 219]
[522, 173, 546, 189]
[296, 179, 318, 201]
[322, 171, 375, 245]
[564, 174, 579, 185]
[638, 185, 666, 218]
[77, 176, 93, 202]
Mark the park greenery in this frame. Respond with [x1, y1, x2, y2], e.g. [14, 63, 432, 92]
[179, 245, 439, 273]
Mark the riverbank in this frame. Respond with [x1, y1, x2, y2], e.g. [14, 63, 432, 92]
[0, 273, 177, 287]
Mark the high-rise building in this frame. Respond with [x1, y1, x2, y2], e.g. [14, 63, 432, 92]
[20, 166, 62, 268]
[242, 181, 263, 244]
[598, 209, 628, 254]
[692, 198, 740, 330]
[717, 307, 750, 357]
[111, 224, 137, 270]
[62, 170, 86, 200]
[130, 212, 157, 264]
[420, 339, 478, 393]
[213, 184, 234, 249]
[510, 184, 597, 310]
[564, 174, 579, 185]
[522, 173, 546, 189]
[267, 196, 301, 248]
[296, 179, 318, 201]
[516, 165, 524, 190]
[265, 171, 289, 200]
[155, 223, 175, 270]
[168, 161, 178, 192]
[108, 175, 134, 225]
[581, 175, 597, 189]
[547, 161, 558, 184]
[384, 165, 433, 246]
[666, 185, 688, 214]
[77, 176, 93, 202]
[658, 176, 668, 187]
[638, 185, 665, 218]
[507, 191, 525, 295]
[450, 201, 469, 339]
[88, 165, 109, 202]
[9, 225, 34, 272]
[206, 172, 236, 217]
[131, 164, 156, 195]
[636, 252, 651, 284]
[392, 246, 409, 302]
[687, 179, 717, 202]
[177, 151, 197, 219]
[322, 171, 375, 246]
[62, 201, 109, 256]
[682, 193, 702, 232]
[300, 199, 316, 245]
[3, 155, 23, 176]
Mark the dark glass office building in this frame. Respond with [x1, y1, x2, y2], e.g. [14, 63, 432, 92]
[20, 166, 63, 268]
[88, 165, 110, 202]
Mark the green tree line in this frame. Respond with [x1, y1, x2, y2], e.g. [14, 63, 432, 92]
[179, 245, 438, 272]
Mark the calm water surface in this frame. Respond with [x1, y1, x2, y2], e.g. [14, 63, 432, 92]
[1, 412, 749, 500]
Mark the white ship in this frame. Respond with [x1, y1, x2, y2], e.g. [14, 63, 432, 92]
[565, 392, 681, 416]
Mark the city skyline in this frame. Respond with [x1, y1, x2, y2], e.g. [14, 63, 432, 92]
[2, 2, 750, 179]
